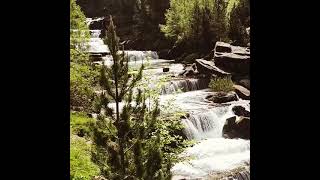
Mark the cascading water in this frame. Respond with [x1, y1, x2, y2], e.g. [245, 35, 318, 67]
[160, 78, 210, 95]
[160, 89, 250, 179]
[94, 50, 250, 179]
[88, 30, 109, 54]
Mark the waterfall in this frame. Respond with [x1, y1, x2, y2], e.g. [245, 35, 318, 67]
[123, 50, 159, 61]
[181, 100, 249, 140]
[88, 30, 110, 54]
[161, 79, 210, 95]
[91, 48, 250, 178]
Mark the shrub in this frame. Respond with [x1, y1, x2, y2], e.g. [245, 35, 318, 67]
[71, 112, 95, 138]
[209, 76, 234, 92]
[70, 63, 99, 112]
[70, 135, 100, 180]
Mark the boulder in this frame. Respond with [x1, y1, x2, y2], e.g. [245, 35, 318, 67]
[233, 85, 250, 100]
[195, 59, 231, 77]
[214, 53, 250, 75]
[206, 92, 238, 103]
[179, 66, 197, 77]
[223, 116, 250, 139]
[214, 41, 232, 53]
[232, 106, 250, 117]
[179, 63, 200, 77]
[163, 67, 170, 72]
[213, 41, 250, 76]
[231, 46, 250, 56]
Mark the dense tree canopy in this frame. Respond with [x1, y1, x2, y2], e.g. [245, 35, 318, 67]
[161, 0, 229, 54]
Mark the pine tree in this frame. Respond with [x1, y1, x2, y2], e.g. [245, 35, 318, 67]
[91, 16, 170, 180]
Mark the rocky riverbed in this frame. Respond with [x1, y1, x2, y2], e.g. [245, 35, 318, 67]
[88, 30, 250, 179]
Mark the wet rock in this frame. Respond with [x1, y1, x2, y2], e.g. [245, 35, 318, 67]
[214, 53, 250, 76]
[215, 41, 232, 53]
[191, 63, 197, 71]
[163, 67, 170, 72]
[233, 85, 250, 100]
[206, 92, 238, 103]
[179, 64, 199, 77]
[195, 59, 231, 77]
[213, 41, 250, 76]
[232, 106, 250, 117]
[223, 116, 250, 139]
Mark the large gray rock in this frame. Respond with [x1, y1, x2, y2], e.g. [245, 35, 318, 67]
[223, 116, 250, 139]
[195, 59, 231, 77]
[206, 91, 238, 103]
[233, 85, 250, 100]
[213, 41, 250, 76]
[215, 41, 232, 53]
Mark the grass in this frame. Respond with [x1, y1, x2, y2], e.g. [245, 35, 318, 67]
[209, 76, 234, 92]
[71, 112, 95, 138]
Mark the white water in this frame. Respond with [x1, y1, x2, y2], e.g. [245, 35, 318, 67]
[161, 90, 250, 179]
[91, 41, 250, 179]
[172, 138, 250, 178]
[88, 30, 109, 54]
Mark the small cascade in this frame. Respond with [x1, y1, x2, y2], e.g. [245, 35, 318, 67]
[123, 50, 159, 61]
[100, 50, 160, 68]
[88, 30, 109, 54]
[181, 99, 249, 140]
[181, 105, 234, 140]
[161, 79, 209, 95]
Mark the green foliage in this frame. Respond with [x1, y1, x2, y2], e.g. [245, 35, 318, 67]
[70, 0, 98, 111]
[228, 0, 250, 46]
[70, 63, 99, 112]
[209, 76, 234, 92]
[71, 112, 96, 138]
[161, 0, 229, 53]
[71, 135, 100, 180]
[70, 0, 90, 63]
[91, 17, 190, 180]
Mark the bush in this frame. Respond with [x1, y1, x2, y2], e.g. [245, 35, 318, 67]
[70, 135, 100, 180]
[71, 112, 95, 138]
[70, 63, 99, 112]
[209, 76, 234, 92]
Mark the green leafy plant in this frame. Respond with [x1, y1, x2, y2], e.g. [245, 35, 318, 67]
[71, 135, 100, 180]
[71, 112, 95, 138]
[70, 63, 99, 112]
[161, 0, 229, 53]
[91, 16, 191, 180]
[209, 76, 234, 92]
